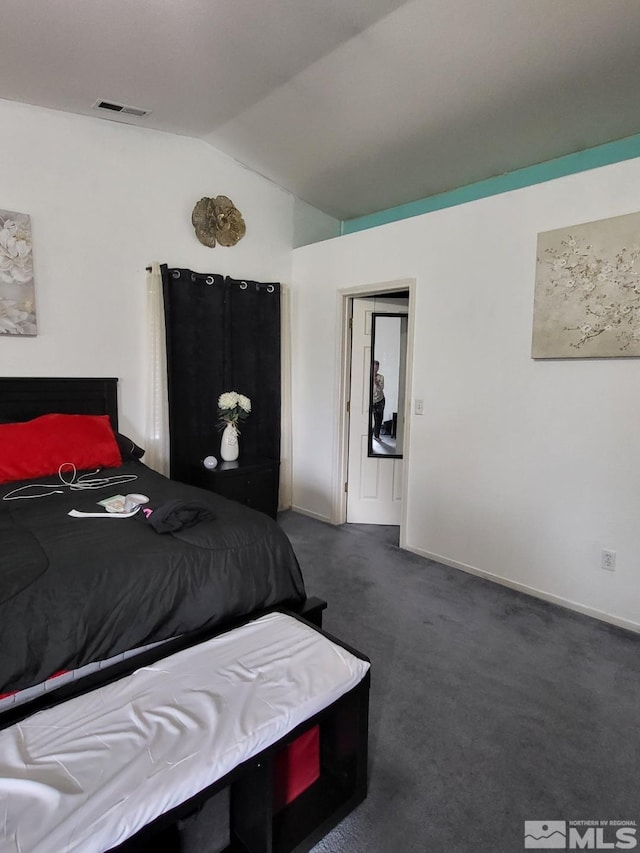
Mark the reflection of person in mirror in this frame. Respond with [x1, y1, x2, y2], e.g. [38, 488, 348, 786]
[372, 360, 385, 440]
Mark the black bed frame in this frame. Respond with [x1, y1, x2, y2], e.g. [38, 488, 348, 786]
[0, 376, 119, 431]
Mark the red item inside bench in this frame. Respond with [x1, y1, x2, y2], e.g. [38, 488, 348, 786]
[273, 725, 320, 811]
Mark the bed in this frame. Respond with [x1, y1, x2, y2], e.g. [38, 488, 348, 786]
[0, 377, 309, 714]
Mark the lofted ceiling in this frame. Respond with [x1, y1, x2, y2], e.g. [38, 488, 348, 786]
[2, 0, 640, 221]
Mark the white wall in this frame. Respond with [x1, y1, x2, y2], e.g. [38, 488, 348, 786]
[0, 98, 297, 441]
[292, 159, 640, 631]
[293, 198, 340, 248]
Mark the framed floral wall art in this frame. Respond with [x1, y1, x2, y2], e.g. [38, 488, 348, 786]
[0, 209, 37, 336]
[532, 211, 640, 358]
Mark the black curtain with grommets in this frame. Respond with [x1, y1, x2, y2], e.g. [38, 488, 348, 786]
[161, 266, 281, 483]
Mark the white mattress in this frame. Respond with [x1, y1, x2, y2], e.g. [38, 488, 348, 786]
[0, 612, 369, 853]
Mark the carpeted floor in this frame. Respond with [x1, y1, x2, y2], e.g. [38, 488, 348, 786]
[278, 511, 640, 853]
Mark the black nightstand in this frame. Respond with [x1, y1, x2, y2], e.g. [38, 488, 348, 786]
[195, 456, 280, 519]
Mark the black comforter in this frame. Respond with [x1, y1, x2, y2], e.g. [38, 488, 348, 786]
[0, 461, 305, 694]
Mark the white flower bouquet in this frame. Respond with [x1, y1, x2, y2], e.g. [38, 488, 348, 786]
[217, 391, 251, 432]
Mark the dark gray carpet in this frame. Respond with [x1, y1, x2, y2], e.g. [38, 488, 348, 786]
[278, 511, 640, 853]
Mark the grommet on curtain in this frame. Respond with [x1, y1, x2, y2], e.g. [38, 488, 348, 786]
[239, 281, 248, 290]
[172, 270, 180, 279]
[206, 276, 215, 285]
[191, 273, 197, 282]
[267, 285, 275, 293]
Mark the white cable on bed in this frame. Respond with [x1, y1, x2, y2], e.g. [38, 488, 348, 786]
[2, 463, 138, 501]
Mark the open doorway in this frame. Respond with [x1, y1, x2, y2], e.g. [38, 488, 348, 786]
[331, 279, 416, 545]
[346, 294, 408, 524]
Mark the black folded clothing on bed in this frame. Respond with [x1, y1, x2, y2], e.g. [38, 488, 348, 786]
[0, 460, 306, 696]
[136, 499, 215, 532]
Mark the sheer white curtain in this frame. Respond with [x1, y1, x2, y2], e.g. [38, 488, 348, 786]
[279, 283, 293, 510]
[145, 262, 170, 476]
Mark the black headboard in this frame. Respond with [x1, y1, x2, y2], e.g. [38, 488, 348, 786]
[0, 377, 119, 431]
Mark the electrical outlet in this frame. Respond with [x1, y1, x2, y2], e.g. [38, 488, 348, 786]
[601, 549, 616, 572]
[415, 398, 424, 415]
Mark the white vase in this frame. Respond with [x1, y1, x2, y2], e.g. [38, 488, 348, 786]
[220, 422, 239, 462]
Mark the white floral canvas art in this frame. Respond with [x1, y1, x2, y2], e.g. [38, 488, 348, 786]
[532, 211, 640, 358]
[0, 209, 37, 336]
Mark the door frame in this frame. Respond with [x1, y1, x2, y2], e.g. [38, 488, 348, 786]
[331, 278, 416, 548]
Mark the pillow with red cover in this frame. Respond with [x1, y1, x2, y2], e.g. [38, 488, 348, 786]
[0, 414, 122, 484]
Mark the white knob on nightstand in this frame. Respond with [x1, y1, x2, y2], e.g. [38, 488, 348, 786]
[203, 455, 218, 470]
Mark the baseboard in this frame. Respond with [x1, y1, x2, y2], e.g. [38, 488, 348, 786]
[405, 544, 640, 635]
[290, 504, 333, 525]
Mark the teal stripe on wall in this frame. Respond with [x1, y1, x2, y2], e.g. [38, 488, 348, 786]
[341, 134, 640, 236]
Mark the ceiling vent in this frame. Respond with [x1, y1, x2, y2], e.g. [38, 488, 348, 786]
[93, 100, 151, 118]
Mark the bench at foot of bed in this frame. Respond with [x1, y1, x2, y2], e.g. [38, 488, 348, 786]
[295, 595, 327, 628]
[0, 612, 369, 853]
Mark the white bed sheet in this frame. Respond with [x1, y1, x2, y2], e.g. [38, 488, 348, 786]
[0, 612, 369, 853]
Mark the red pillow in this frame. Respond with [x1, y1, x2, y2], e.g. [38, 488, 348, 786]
[0, 414, 122, 484]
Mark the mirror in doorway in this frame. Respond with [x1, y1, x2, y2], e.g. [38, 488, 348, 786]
[369, 312, 408, 458]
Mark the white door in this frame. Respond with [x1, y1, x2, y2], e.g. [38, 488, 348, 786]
[346, 297, 407, 524]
